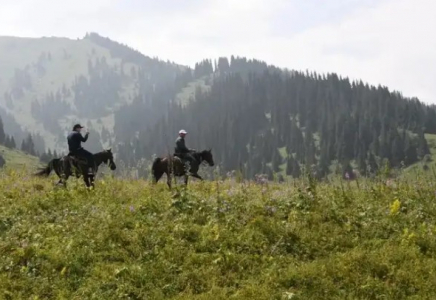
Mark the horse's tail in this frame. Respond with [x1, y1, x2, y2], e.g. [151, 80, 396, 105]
[151, 157, 162, 181]
[34, 159, 58, 177]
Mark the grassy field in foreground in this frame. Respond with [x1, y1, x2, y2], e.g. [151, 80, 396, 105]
[1, 171, 436, 299]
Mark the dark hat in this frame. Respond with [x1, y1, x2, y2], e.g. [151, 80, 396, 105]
[73, 124, 84, 130]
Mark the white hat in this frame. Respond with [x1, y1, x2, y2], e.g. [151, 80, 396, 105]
[179, 129, 187, 134]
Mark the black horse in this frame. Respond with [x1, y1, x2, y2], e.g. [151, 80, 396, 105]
[35, 149, 116, 187]
[152, 149, 214, 189]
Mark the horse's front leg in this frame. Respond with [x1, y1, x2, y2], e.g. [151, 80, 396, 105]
[90, 174, 95, 188]
[58, 173, 69, 188]
[190, 173, 203, 181]
[83, 174, 91, 188]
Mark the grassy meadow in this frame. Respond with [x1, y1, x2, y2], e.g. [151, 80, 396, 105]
[1, 169, 436, 299]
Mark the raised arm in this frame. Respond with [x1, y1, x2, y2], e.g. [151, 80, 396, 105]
[81, 132, 89, 142]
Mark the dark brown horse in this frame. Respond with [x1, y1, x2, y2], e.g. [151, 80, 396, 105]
[152, 149, 214, 189]
[35, 149, 116, 187]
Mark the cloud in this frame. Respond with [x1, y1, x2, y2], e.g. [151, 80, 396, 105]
[0, 0, 435, 103]
[123, 0, 436, 103]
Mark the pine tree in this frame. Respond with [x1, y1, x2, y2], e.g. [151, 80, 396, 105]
[417, 128, 430, 158]
[286, 156, 294, 176]
[0, 117, 5, 145]
[367, 152, 378, 175]
[404, 134, 418, 165]
[10, 136, 16, 149]
[317, 149, 330, 178]
[390, 135, 404, 167]
[266, 166, 274, 181]
[21, 134, 36, 155]
[379, 124, 390, 159]
[304, 129, 316, 167]
[272, 149, 282, 172]
[291, 158, 301, 178]
[357, 148, 367, 175]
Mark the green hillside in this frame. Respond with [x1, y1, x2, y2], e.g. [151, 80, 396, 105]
[0, 145, 40, 169]
[0, 34, 181, 152]
[2, 172, 436, 299]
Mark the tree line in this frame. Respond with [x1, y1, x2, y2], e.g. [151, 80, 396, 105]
[114, 57, 435, 179]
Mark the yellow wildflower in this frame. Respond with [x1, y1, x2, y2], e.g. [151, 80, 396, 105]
[390, 199, 401, 215]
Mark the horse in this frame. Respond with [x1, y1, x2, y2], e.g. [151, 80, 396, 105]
[152, 149, 214, 189]
[35, 149, 116, 187]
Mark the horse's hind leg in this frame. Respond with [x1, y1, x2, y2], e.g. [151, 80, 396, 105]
[58, 165, 68, 187]
[184, 175, 189, 186]
[191, 173, 203, 181]
[166, 172, 172, 190]
[154, 171, 164, 184]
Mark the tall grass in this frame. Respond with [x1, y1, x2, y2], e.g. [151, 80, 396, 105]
[1, 169, 436, 299]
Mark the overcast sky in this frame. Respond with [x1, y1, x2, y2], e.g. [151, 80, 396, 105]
[1, 0, 435, 103]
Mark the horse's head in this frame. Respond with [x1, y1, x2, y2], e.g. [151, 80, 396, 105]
[201, 149, 214, 166]
[102, 148, 117, 170]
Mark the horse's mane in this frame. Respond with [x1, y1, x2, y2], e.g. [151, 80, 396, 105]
[191, 149, 212, 164]
[94, 150, 109, 157]
[93, 150, 113, 164]
[93, 149, 112, 157]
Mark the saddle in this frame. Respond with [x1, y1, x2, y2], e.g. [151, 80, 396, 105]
[64, 154, 94, 176]
[173, 154, 192, 165]
[173, 153, 199, 175]
[66, 153, 87, 165]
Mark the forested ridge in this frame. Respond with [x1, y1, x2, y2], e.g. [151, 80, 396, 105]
[1, 33, 435, 178]
[115, 58, 436, 179]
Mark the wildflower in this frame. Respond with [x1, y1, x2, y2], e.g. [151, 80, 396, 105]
[217, 200, 231, 213]
[255, 174, 268, 185]
[265, 205, 277, 215]
[283, 292, 296, 300]
[390, 199, 401, 215]
[226, 170, 236, 179]
[386, 179, 397, 188]
[129, 205, 135, 212]
[227, 187, 237, 197]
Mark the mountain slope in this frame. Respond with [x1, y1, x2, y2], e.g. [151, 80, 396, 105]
[0, 33, 183, 152]
[0, 145, 40, 169]
[1, 34, 435, 178]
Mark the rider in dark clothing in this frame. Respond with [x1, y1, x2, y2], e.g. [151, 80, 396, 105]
[67, 124, 94, 175]
[174, 129, 195, 170]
